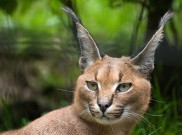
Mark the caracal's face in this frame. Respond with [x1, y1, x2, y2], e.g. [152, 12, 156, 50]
[75, 56, 151, 125]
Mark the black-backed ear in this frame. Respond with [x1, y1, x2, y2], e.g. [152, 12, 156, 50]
[131, 11, 173, 79]
[62, 7, 103, 71]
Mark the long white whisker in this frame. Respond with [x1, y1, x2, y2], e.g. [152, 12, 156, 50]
[129, 114, 147, 135]
[151, 98, 165, 103]
[126, 113, 144, 133]
[130, 112, 154, 128]
[144, 112, 163, 117]
[56, 88, 74, 93]
[148, 127, 162, 135]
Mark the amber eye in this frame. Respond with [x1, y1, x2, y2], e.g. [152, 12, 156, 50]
[86, 81, 98, 91]
[116, 83, 132, 93]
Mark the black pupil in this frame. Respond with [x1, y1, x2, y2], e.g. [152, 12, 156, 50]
[92, 82, 96, 86]
[116, 83, 132, 93]
[121, 84, 126, 88]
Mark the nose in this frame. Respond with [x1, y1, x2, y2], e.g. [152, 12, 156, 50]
[97, 99, 112, 113]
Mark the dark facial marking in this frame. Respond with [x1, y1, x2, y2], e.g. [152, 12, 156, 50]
[118, 72, 123, 82]
[107, 65, 111, 76]
[94, 70, 98, 81]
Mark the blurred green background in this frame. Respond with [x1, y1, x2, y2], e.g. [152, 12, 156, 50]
[0, 0, 182, 134]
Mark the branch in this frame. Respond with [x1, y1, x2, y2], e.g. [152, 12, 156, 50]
[129, 0, 148, 55]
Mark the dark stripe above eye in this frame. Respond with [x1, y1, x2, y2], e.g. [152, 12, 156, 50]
[118, 72, 123, 82]
[107, 65, 111, 75]
[95, 71, 98, 81]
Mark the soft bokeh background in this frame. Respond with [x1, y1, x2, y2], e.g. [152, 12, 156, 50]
[0, 0, 182, 134]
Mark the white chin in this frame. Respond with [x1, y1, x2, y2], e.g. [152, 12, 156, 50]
[94, 117, 121, 125]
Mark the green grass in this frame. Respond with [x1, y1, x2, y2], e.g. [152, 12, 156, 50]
[131, 99, 182, 135]
[0, 99, 30, 132]
[131, 73, 182, 135]
[0, 99, 13, 131]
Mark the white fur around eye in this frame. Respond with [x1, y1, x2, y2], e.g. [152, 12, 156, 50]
[85, 84, 94, 92]
[113, 83, 120, 90]
[84, 81, 100, 92]
[114, 83, 133, 94]
[97, 82, 101, 90]
[120, 86, 133, 94]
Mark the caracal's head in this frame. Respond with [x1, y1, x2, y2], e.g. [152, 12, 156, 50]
[62, 7, 173, 125]
[75, 55, 151, 125]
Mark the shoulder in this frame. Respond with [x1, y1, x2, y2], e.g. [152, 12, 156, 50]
[21, 105, 76, 134]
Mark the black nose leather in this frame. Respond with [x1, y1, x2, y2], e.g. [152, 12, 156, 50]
[98, 101, 112, 113]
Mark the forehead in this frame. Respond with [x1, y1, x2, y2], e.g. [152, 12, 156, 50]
[85, 56, 133, 83]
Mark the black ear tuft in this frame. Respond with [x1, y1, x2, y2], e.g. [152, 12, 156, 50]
[61, 7, 81, 23]
[131, 11, 173, 79]
[62, 6, 103, 71]
[159, 11, 174, 27]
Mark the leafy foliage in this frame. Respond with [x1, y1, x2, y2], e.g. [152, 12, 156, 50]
[0, 0, 182, 134]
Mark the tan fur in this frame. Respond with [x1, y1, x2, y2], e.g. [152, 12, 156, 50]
[0, 56, 151, 135]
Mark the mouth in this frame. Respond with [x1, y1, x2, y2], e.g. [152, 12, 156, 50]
[99, 113, 121, 120]
[100, 114, 111, 120]
[89, 109, 124, 124]
[88, 103, 125, 124]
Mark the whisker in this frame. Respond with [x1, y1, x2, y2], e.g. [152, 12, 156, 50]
[56, 88, 74, 93]
[144, 112, 163, 117]
[148, 127, 162, 135]
[127, 113, 140, 123]
[124, 110, 153, 127]
[130, 112, 154, 128]
[128, 114, 147, 135]
[151, 98, 165, 103]
[126, 114, 144, 131]
[124, 108, 163, 117]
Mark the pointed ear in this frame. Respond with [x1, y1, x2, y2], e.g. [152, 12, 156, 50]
[76, 23, 102, 70]
[62, 7, 103, 71]
[131, 11, 173, 78]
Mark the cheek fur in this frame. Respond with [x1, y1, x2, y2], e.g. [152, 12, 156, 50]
[78, 85, 96, 103]
[112, 79, 151, 113]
